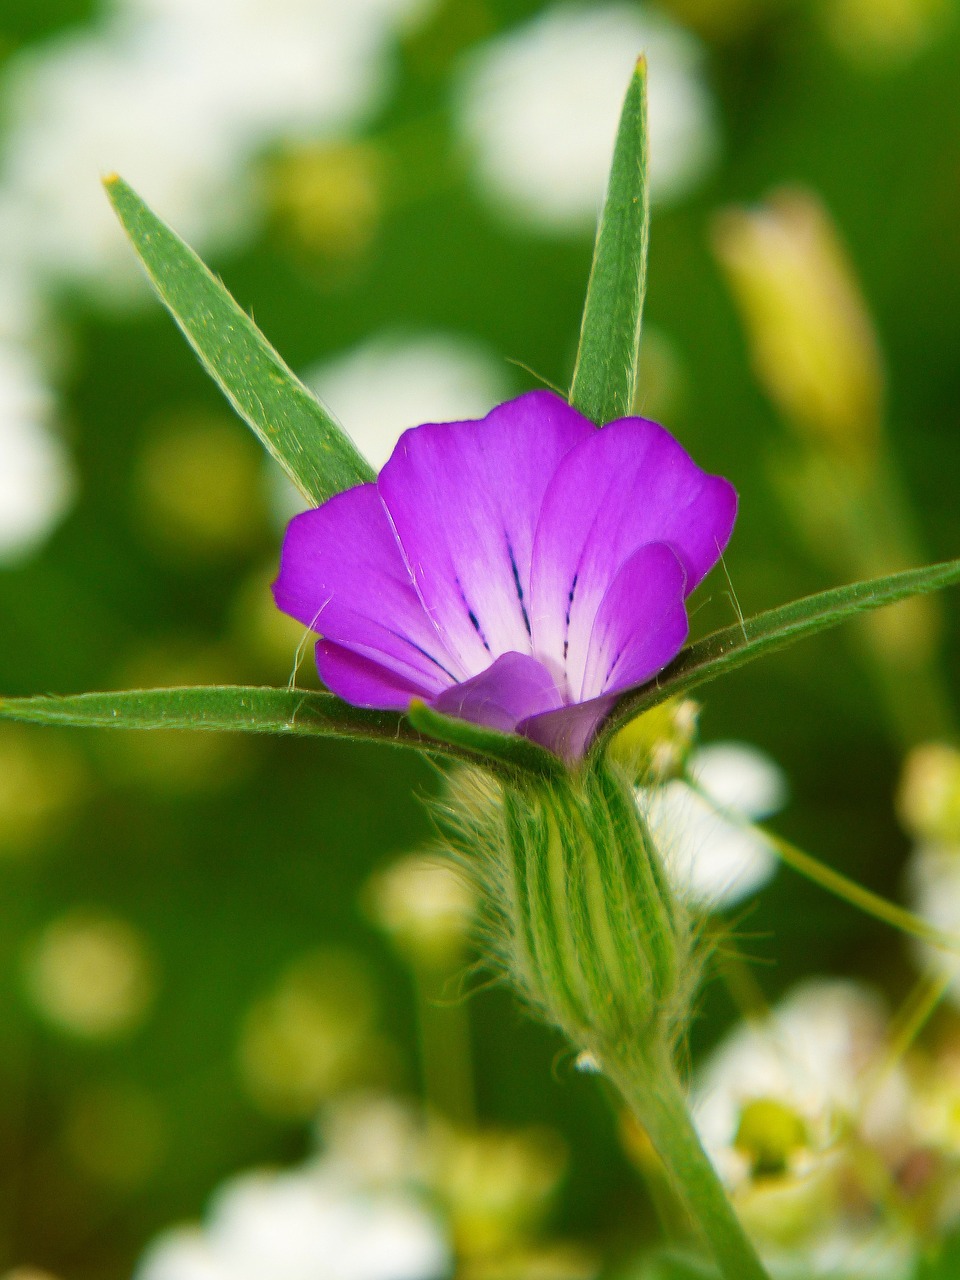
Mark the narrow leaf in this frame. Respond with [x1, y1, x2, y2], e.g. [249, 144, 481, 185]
[601, 555, 960, 742]
[0, 686, 550, 778]
[0, 686, 408, 743]
[104, 176, 374, 504]
[406, 700, 564, 780]
[569, 57, 650, 425]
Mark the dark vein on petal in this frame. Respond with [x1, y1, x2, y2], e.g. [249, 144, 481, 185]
[385, 628, 458, 681]
[507, 538, 533, 638]
[562, 572, 579, 661]
[457, 576, 492, 653]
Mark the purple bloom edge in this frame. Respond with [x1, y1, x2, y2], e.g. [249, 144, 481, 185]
[272, 390, 737, 762]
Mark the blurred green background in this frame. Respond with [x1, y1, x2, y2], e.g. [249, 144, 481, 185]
[0, 0, 958, 1275]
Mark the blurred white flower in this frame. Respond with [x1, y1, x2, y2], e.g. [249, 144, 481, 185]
[455, 3, 718, 232]
[321, 1095, 433, 1189]
[693, 980, 914, 1272]
[905, 843, 960, 997]
[0, 0, 434, 291]
[691, 742, 787, 818]
[0, 339, 73, 563]
[136, 1166, 450, 1280]
[364, 854, 476, 970]
[305, 332, 509, 471]
[0, 0, 437, 558]
[0, 34, 240, 290]
[640, 741, 786, 909]
[695, 980, 900, 1181]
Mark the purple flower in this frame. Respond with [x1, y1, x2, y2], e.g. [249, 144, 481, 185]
[273, 391, 736, 761]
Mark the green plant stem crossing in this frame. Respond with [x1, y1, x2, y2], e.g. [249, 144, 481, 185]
[608, 1047, 772, 1280]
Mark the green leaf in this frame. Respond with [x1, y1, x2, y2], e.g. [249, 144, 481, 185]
[0, 686, 555, 779]
[632, 1249, 720, 1280]
[569, 57, 650, 426]
[915, 1228, 960, 1279]
[406, 700, 564, 780]
[0, 685, 407, 742]
[104, 175, 374, 504]
[601, 555, 960, 742]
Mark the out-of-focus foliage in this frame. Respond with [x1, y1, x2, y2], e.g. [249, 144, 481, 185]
[0, 0, 959, 1276]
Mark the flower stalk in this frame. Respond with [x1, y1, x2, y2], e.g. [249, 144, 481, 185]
[607, 1044, 772, 1280]
[436, 758, 772, 1280]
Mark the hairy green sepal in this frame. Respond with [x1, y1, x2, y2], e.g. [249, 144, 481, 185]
[436, 759, 770, 1279]
[439, 757, 697, 1057]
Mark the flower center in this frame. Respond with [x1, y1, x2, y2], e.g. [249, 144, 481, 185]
[734, 1097, 809, 1179]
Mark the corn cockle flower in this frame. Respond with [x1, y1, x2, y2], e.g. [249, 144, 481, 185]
[273, 390, 737, 760]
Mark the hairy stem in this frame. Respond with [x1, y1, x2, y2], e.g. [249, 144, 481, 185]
[607, 1046, 771, 1280]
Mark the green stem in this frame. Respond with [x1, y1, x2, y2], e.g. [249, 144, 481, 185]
[765, 829, 960, 956]
[690, 780, 960, 957]
[607, 1047, 771, 1280]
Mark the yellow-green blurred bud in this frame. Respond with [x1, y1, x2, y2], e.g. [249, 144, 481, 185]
[436, 1126, 567, 1259]
[658, 0, 782, 41]
[2, 1270, 62, 1280]
[237, 948, 391, 1119]
[231, 563, 315, 682]
[822, 0, 949, 69]
[632, 327, 685, 424]
[134, 411, 265, 564]
[63, 1082, 165, 1188]
[714, 188, 884, 459]
[23, 908, 157, 1040]
[734, 1097, 809, 1179]
[267, 141, 383, 261]
[898, 743, 960, 845]
[0, 726, 86, 856]
[609, 697, 699, 783]
[365, 853, 476, 971]
[458, 1243, 597, 1280]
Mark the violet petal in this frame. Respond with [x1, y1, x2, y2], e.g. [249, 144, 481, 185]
[316, 640, 434, 710]
[529, 417, 736, 697]
[273, 483, 459, 696]
[581, 542, 688, 701]
[377, 391, 595, 675]
[520, 695, 619, 763]
[432, 651, 564, 735]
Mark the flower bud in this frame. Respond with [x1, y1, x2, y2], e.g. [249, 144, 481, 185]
[435, 1126, 567, 1259]
[265, 140, 383, 260]
[822, 0, 949, 70]
[437, 761, 699, 1062]
[609, 697, 700, 783]
[364, 853, 476, 972]
[898, 743, 960, 845]
[713, 188, 884, 459]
